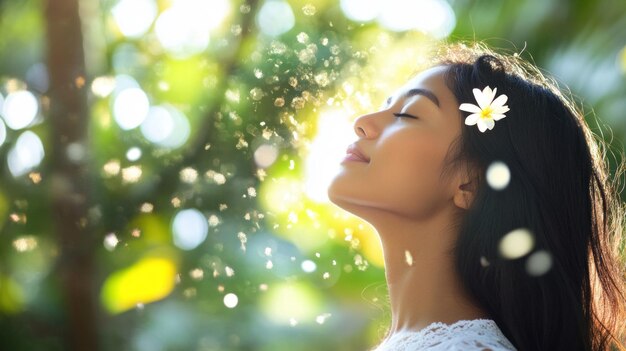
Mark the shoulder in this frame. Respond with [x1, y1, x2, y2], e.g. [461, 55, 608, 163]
[437, 335, 517, 351]
[370, 319, 517, 351]
[431, 319, 517, 351]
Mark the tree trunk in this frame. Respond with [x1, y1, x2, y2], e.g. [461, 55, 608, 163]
[45, 0, 98, 350]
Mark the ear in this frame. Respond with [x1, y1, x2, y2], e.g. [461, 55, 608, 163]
[452, 170, 477, 211]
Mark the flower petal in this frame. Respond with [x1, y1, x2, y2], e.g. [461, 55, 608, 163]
[492, 113, 507, 121]
[473, 88, 489, 109]
[459, 103, 482, 113]
[492, 105, 510, 114]
[477, 120, 488, 132]
[491, 94, 508, 108]
[484, 118, 495, 129]
[484, 86, 497, 103]
[465, 113, 479, 125]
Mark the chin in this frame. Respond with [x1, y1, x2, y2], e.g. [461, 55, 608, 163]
[327, 181, 375, 217]
[326, 180, 343, 207]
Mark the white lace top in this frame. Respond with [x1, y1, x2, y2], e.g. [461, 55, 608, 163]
[370, 319, 518, 351]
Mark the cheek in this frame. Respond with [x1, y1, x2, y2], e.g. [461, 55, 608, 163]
[373, 134, 448, 204]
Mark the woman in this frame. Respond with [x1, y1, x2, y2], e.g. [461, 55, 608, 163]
[327, 41, 626, 350]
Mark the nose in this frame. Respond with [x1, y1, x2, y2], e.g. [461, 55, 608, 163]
[353, 111, 382, 139]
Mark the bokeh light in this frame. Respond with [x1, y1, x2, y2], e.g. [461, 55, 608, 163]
[91, 76, 116, 97]
[301, 259, 317, 273]
[7, 130, 45, 177]
[1, 90, 39, 130]
[526, 250, 553, 276]
[171, 208, 208, 250]
[126, 147, 142, 161]
[223, 293, 238, 308]
[340, 0, 382, 22]
[101, 256, 177, 314]
[111, 0, 158, 38]
[112, 87, 150, 130]
[486, 161, 511, 190]
[254, 144, 279, 168]
[499, 228, 535, 259]
[140, 104, 190, 148]
[256, 0, 295, 37]
[0, 119, 6, 147]
[103, 233, 120, 251]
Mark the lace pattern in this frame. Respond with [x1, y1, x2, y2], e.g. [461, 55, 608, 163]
[370, 318, 517, 351]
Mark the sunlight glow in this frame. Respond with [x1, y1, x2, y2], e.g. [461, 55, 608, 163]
[304, 109, 356, 203]
[260, 281, 322, 325]
[377, 0, 456, 37]
[154, 0, 229, 57]
[261, 177, 303, 213]
[340, 0, 382, 22]
[340, 0, 456, 38]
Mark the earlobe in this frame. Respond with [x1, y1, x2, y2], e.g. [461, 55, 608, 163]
[450, 161, 479, 210]
[453, 190, 470, 210]
[453, 181, 475, 210]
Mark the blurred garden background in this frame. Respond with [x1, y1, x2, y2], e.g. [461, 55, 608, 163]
[0, 0, 625, 350]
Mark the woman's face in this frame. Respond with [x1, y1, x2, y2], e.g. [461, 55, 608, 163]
[328, 65, 464, 220]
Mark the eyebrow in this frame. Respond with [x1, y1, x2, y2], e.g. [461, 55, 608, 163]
[385, 88, 440, 109]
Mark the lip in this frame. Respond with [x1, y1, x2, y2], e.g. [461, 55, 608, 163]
[343, 144, 369, 163]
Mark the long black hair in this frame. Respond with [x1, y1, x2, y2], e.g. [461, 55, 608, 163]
[433, 41, 626, 350]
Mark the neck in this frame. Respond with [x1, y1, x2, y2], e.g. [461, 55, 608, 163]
[363, 205, 491, 335]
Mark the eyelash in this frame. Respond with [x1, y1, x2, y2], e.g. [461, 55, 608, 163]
[393, 112, 418, 119]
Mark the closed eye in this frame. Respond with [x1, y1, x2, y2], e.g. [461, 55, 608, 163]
[393, 112, 419, 119]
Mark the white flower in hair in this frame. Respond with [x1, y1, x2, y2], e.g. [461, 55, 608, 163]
[459, 86, 510, 132]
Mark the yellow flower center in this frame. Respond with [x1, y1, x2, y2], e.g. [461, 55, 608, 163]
[480, 106, 493, 119]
